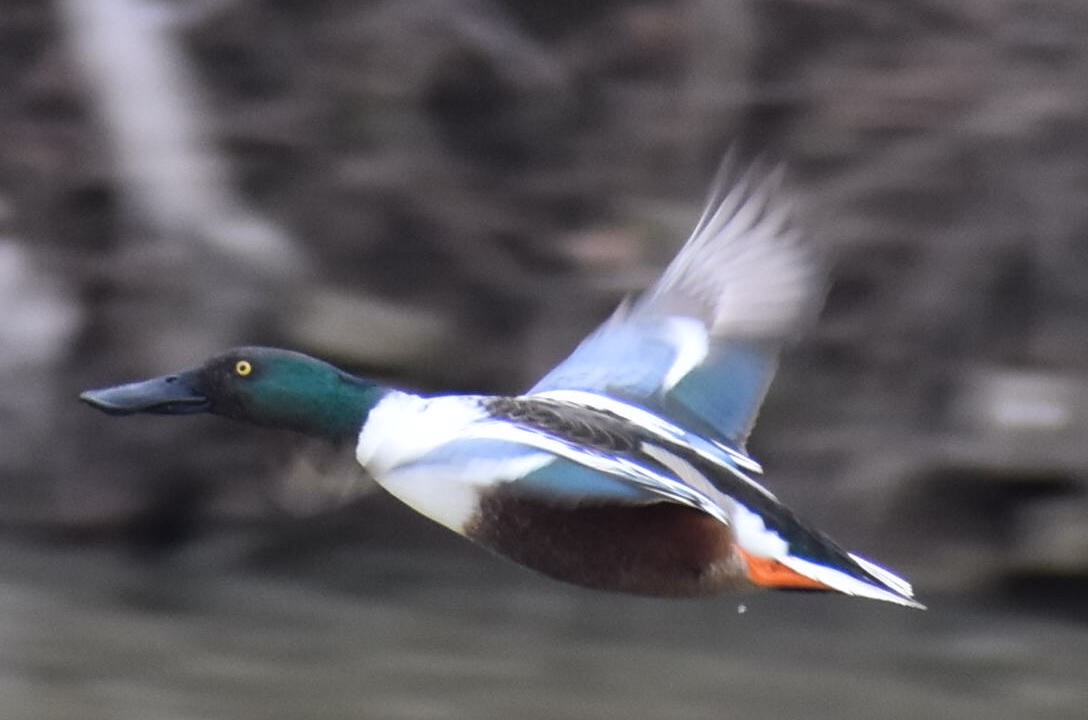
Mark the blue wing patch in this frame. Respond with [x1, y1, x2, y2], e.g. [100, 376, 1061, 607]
[532, 317, 777, 449]
[662, 341, 776, 446]
[531, 319, 680, 400]
[516, 456, 662, 504]
[406, 437, 538, 467]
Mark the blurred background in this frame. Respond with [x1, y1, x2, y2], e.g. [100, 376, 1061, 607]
[1, 0, 1087, 718]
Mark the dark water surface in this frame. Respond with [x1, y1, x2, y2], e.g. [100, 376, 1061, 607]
[2, 528, 1085, 720]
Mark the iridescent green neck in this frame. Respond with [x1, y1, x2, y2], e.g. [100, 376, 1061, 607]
[261, 371, 389, 442]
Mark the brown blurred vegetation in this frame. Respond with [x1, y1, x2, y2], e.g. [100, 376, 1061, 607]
[0, 0, 1086, 599]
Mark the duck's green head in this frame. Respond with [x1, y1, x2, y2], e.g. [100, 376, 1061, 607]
[80, 347, 387, 442]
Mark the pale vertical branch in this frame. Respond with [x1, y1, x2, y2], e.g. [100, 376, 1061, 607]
[51, 0, 310, 526]
[56, 0, 303, 278]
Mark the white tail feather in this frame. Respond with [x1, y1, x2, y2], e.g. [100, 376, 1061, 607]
[848, 553, 917, 599]
[780, 555, 926, 609]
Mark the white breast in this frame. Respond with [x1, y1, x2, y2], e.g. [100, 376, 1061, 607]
[355, 392, 554, 532]
[356, 392, 486, 479]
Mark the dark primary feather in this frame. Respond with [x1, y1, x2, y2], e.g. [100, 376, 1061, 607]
[485, 396, 640, 454]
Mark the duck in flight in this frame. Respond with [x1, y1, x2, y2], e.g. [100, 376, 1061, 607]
[81, 161, 923, 608]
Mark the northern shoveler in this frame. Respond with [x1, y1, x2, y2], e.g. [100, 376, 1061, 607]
[81, 161, 923, 608]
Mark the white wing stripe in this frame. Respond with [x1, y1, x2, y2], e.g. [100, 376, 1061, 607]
[455, 420, 732, 526]
[530, 389, 770, 487]
[532, 389, 689, 440]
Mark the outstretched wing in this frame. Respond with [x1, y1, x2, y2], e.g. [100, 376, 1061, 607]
[531, 158, 822, 450]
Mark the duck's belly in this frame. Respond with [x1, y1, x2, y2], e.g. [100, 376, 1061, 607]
[463, 491, 752, 597]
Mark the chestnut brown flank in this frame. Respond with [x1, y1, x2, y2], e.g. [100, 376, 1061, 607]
[466, 491, 752, 597]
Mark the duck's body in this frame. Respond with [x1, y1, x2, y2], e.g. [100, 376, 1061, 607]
[81, 160, 923, 608]
[356, 391, 747, 597]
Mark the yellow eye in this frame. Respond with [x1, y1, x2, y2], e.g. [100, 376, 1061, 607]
[235, 360, 253, 377]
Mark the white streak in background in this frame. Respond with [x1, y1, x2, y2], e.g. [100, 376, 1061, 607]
[0, 241, 80, 371]
[57, 0, 302, 278]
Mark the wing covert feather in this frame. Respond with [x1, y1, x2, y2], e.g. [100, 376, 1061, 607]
[533, 159, 822, 448]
